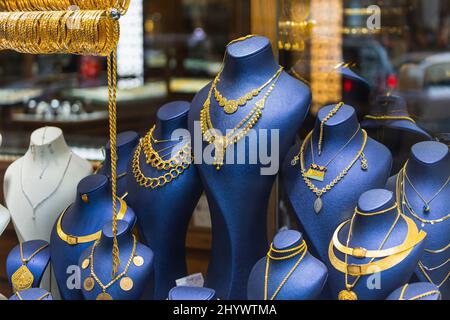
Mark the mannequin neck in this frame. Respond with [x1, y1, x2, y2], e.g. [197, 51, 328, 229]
[313, 104, 361, 147]
[374, 94, 407, 115]
[154, 114, 189, 141]
[103, 132, 139, 173]
[96, 221, 134, 255]
[24, 127, 71, 165]
[406, 142, 449, 187]
[220, 36, 279, 86]
[271, 230, 306, 260]
[73, 175, 110, 219]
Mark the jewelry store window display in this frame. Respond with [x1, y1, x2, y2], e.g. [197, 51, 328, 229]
[188, 35, 311, 299]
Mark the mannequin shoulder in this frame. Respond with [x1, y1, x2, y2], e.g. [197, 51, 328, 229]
[69, 153, 93, 175]
[4, 157, 22, 179]
[276, 71, 312, 107]
[365, 136, 392, 163]
[0, 204, 11, 235]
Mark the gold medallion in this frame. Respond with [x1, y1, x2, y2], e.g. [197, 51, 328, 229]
[120, 276, 134, 291]
[133, 256, 144, 267]
[81, 259, 90, 269]
[96, 292, 113, 300]
[11, 265, 34, 292]
[224, 101, 238, 114]
[83, 276, 95, 292]
[338, 289, 358, 300]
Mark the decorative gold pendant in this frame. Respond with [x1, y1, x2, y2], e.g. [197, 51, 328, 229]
[11, 265, 34, 292]
[338, 289, 358, 300]
[133, 256, 144, 267]
[213, 136, 225, 170]
[360, 153, 368, 171]
[82, 259, 90, 269]
[314, 197, 323, 214]
[305, 167, 325, 182]
[423, 205, 430, 213]
[120, 276, 134, 291]
[96, 292, 113, 300]
[224, 101, 238, 114]
[83, 276, 95, 292]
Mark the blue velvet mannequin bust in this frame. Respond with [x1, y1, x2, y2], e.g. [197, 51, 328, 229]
[99, 131, 139, 198]
[188, 36, 311, 299]
[247, 230, 327, 300]
[7, 240, 50, 291]
[79, 220, 154, 300]
[168, 286, 217, 300]
[391, 141, 449, 299]
[386, 282, 441, 300]
[50, 174, 136, 300]
[127, 101, 203, 300]
[282, 104, 392, 264]
[9, 288, 52, 300]
[328, 189, 426, 300]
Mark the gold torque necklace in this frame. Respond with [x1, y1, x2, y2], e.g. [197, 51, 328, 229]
[398, 284, 441, 300]
[293, 129, 368, 214]
[56, 197, 127, 246]
[201, 67, 282, 170]
[15, 291, 50, 301]
[334, 208, 402, 300]
[83, 234, 137, 300]
[264, 240, 307, 300]
[213, 67, 284, 115]
[11, 242, 49, 293]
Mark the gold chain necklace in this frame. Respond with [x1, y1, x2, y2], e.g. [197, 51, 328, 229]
[15, 291, 51, 301]
[293, 129, 368, 214]
[318, 102, 345, 155]
[83, 234, 137, 300]
[132, 137, 192, 189]
[334, 209, 402, 300]
[200, 67, 282, 170]
[264, 240, 307, 300]
[11, 242, 49, 293]
[142, 125, 192, 170]
[213, 67, 283, 114]
[364, 115, 416, 124]
[398, 284, 441, 300]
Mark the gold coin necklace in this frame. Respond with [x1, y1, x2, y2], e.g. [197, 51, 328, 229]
[84, 234, 137, 300]
[201, 67, 283, 170]
[264, 240, 307, 300]
[337, 208, 401, 300]
[11, 242, 49, 293]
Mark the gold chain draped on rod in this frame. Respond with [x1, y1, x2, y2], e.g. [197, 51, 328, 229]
[0, 0, 130, 277]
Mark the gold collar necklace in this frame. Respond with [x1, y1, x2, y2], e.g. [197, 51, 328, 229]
[56, 197, 127, 246]
[83, 234, 137, 300]
[11, 242, 49, 293]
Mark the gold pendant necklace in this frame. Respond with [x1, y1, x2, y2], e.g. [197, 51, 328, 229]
[200, 67, 282, 170]
[292, 129, 368, 214]
[11, 242, 49, 293]
[264, 240, 307, 300]
[84, 234, 138, 300]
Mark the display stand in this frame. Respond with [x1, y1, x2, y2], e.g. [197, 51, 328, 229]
[168, 286, 217, 300]
[9, 288, 52, 300]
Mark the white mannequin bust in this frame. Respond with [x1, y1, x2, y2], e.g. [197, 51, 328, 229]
[4, 127, 92, 242]
[0, 133, 11, 236]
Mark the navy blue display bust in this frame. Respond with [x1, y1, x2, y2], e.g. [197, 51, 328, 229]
[6, 240, 50, 291]
[99, 131, 139, 198]
[282, 104, 392, 264]
[247, 230, 327, 300]
[127, 101, 203, 300]
[392, 141, 449, 299]
[328, 189, 426, 300]
[168, 286, 217, 300]
[362, 95, 432, 174]
[79, 220, 154, 300]
[188, 36, 311, 299]
[386, 282, 441, 300]
[9, 288, 52, 300]
[50, 174, 136, 300]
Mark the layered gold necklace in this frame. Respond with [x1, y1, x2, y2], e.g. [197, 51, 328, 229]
[201, 67, 283, 170]
[11, 242, 49, 293]
[132, 126, 192, 189]
[264, 240, 307, 300]
[83, 235, 139, 300]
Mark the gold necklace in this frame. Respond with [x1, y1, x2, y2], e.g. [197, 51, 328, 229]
[132, 137, 192, 189]
[333, 209, 402, 300]
[83, 234, 137, 300]
[11, 242, 49, 293]
[15, 291, 51, 301]
[364, 115, 416, 124]
[56, 197, 128, 245]
[318, 102, 344, 155]
[398, 284, 441, 300]
[201, 67, 282, 170]
[418, 261, 449, 288]
[292, 124, 363, 182]
[293, 129, 368, 214]
[213, 67, 284, 114]
[142, 125, 192, 170]
[264, 240, 307, 300]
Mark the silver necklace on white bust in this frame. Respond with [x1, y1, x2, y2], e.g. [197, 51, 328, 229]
[20, 151, 73, 222]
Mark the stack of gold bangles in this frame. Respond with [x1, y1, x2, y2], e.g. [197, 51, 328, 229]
[0, 0, 130, 13]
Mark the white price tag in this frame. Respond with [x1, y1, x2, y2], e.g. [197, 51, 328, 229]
[175, 273, 205, 287]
